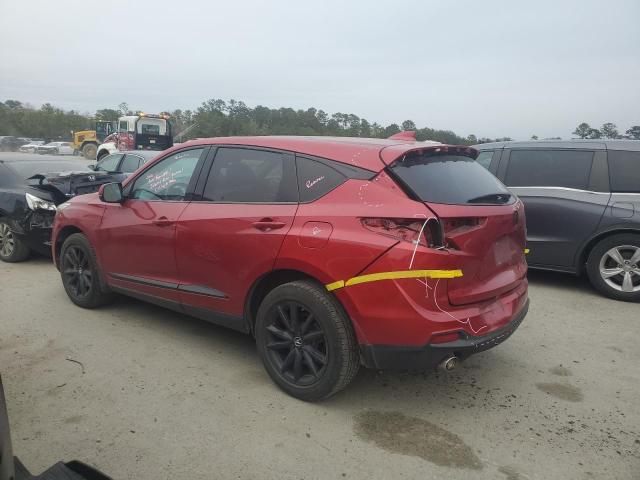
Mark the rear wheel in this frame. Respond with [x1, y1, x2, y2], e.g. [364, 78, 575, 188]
[0, 220, 30, 263]
[255, 280, 359, 401]
[82, 143, 97, 160]
[60, 233, 113, 308]
[586, 234, 640, 302]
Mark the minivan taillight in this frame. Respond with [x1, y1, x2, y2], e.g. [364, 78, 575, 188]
[361, 217, 443, 248]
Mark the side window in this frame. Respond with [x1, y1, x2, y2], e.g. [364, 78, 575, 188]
[475, 151, 493, 170]
[130, 148, 204, 201]
[118, 121, 128, 132]
[608, 150, 640, 193]
[505, 149, 594, 189]
[95, 154, 122, 172]
[296, 156, 347, 202]
[202, 148, 295, 202]
[121, 154, 143, 173]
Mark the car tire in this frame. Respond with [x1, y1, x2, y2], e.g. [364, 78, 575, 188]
[83, 144, 97, 160]
[586, 233, 640, 302]
[0, 219, 30, 263]
[60, 233, 114, 308]
[255, 280, 359, 401]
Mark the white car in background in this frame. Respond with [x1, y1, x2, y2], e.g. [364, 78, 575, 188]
[18, 140, 45, 153]
[35, 141, 75, 155]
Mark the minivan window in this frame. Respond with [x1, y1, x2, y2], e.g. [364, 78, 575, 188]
[203, 148, 295, 203]
[608, 150, 640, 193]
[476, 151, 494, 170]
[505, 149, 594, 189]
[389, 152, 512, 205]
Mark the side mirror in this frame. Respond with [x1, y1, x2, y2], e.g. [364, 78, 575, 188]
[87, 164, 96, 170]
[99, 182, 124, 203]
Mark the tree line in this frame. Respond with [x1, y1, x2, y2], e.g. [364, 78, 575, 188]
[1, 99, 511, 145]
[572, 122, 640, 140]
[2, 98, 638, 144]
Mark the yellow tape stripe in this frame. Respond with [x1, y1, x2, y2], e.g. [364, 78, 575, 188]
[326, 269, 463, 292]
[325, 280, 345, 292]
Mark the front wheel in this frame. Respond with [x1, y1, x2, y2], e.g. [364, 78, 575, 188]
[255, 280, 359, 401]
[60, 233, 114, 308]
[586, 234, 640, 302]
[0, 220, 30, 263]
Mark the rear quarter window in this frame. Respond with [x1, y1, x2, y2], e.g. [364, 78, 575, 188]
[608, 150, 640, 193]
[296, 156, 347, 203]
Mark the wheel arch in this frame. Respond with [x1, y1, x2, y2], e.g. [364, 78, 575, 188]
[54, 225, 84, 269]
[244, 269, 331, 336]
[576, 227, 640, 274]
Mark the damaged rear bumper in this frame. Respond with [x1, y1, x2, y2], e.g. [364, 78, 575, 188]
[360, 299, 529, 372]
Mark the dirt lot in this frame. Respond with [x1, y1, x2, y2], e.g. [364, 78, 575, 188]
[1, 258, 639, 479]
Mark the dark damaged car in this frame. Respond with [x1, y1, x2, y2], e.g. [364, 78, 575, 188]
[0, 158, 117, 262]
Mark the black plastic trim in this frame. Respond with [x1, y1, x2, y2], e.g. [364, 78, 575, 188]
[178, 284, 227, 298]
[108, 273, 178, 290]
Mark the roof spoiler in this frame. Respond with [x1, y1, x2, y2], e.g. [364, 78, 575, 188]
[387, 131, 417, 141]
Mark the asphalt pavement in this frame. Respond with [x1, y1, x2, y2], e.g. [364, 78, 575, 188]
[0, 177, 638, 479]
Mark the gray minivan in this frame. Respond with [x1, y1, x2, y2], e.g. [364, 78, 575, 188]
[474, 140, 640, 301]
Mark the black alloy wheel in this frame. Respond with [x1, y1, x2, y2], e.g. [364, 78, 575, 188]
[264, 301, 328, 386]
[255, 280, 359, 401]
[61, 245, 93, 299]
[59, 233, 114, 308]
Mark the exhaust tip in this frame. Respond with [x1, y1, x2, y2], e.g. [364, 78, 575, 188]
[439, 356, 459, 372]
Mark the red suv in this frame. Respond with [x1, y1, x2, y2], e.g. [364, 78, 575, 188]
[52, 136, 529, 400]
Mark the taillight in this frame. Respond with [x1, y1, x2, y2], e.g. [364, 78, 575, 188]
[441, 217, 485, 249]
[361, 217, 443, 248]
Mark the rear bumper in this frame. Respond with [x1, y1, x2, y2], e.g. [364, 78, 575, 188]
[360, 299, 529, 372]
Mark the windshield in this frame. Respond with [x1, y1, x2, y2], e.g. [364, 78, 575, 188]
[7, 161, 91, 179]
[389, 152, 512, 205]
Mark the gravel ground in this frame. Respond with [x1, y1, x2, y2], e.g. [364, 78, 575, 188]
[1, 257, 639, 479]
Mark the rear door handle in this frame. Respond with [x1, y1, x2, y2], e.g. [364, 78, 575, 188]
[252, 218, 286, 231]
[152, 216, 174, 227]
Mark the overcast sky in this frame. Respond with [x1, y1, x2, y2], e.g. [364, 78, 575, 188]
[1, 0, 638, 139]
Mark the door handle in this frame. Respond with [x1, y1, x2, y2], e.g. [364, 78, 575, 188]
[252, 218, 286, 231]
[152, 216, 174, 227]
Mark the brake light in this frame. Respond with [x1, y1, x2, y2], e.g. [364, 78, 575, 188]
[441, 217, 485, 249]
[361, 218, 443, 248]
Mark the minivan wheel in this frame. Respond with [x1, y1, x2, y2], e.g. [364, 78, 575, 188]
[60, 233, 114, 308]
[255, 280, 359, 401]
[586, 234, 640, 302]
[0, 220, 30, 263]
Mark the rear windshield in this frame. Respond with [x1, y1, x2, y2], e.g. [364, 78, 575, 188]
[137, 118, 167, 135]
[389, 152, 512, 205]
[7, 161, 91, 179]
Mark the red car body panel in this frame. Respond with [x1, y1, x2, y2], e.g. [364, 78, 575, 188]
[53, 135, 529, 371]
[175, 202, 298, 316]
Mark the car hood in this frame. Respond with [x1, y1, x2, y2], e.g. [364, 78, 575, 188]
[27, 171, 116, 205]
